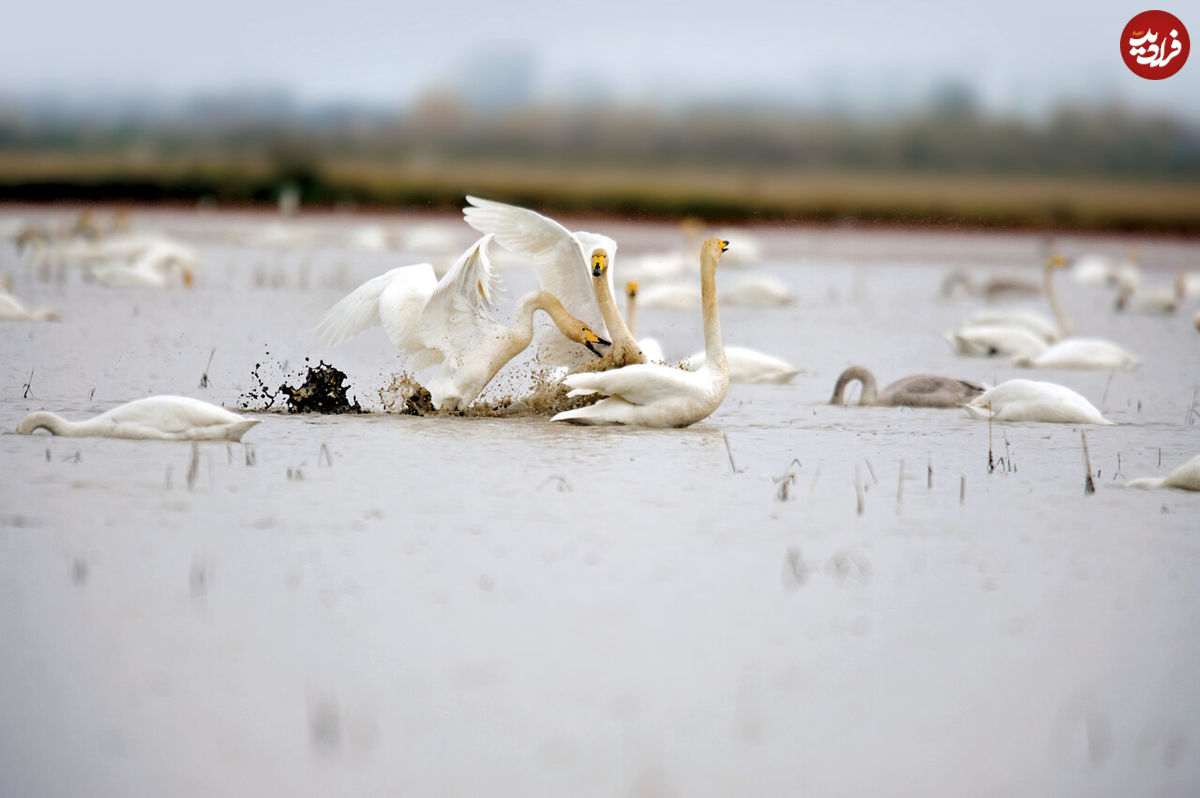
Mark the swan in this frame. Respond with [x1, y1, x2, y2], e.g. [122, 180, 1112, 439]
[1177, 270, 1200, 300]
[1070, 253, 1140, 289]
[625, 279, 799, 383]
[552, 239, 729, 427]
[634, 281, 701, 310]
[1126, 454, 1200, 491]
[955, 255, 1071, 343]
[317, 235, 609, 411]
[0, 291, 60, 321]
[947, 325, 1050, 359]
[830, 366, 983, 408]
[1114, 281, 1181, 315]
[964, 379, 1112, 424]
[17, 396, 260, 441]
[939, 270, 1041, 300]
[1011, 338, 1139, 371]
[721, 274, 793, 307]
[625, 282, 667, 364]
[463, 196, 643, 367]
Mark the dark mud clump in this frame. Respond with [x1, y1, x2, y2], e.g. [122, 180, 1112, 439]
[278, 360, 363, 414]
[379, 373, 435, 415]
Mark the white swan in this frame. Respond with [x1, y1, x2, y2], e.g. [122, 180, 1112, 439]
[552, 239, 729, 427]
[830, 366, 983, 408]
[954, 255, 1071, 344]
[1070, 253, 1140, 289]
[1114, 281, 1181, 315]
[635, 281, 701, 310]
[1126, 454, 1200, 491]
[317, 236, 609, 411]
[0, 291, 60, 321]
[947, 325, 1050, 359]
[17, 396, 260, 441]
[462, 196, 643, 367]
[679, 346, 800, 384]
[964, 379, 1112, 424]
[625, 280, 799, 383]
[1011, 338, 1139, 371]
[721, 274, 793, 307]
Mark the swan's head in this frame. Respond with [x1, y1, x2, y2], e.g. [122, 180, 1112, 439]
[1045, 254, 1067, 270]
[626, 281, 638, 299]
[576, 325, 611, 358]
[590, 249, 609, 277]
[702, 238, 730, 261]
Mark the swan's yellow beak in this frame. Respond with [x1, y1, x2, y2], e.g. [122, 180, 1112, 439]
[582, 327, 610, 358]
[720, 240, 729, 253]
[591, 249, 609, 277]
[1047, 255, 1067, 269]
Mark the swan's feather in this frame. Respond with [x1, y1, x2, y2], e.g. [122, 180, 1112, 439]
[420, 236, 500, 357]
[463, 196, 610, 336]
[317, 264, 436, 350]
[564, 363, 707, 406]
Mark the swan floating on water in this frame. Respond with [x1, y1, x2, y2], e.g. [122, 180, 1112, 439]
[316, 236, 608, 410]
[1010, 338, 1139, 371]
[830, 366, 983, 408]
[553, 239, 730, 427]
[463, 196, 644, 368]
[963, 379, 1111, 424]
[17, 396, 260, 440]
[1126, 454, 1200, 491]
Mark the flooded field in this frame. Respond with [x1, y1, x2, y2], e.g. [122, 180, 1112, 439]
[1, 208, 1198, 797]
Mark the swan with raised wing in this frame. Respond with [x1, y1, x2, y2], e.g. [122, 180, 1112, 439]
[463, 196, 643, 368]
[552, 239, 729, 427]
[316, 235, 609, 411]
[830, 366, 983, 408]
[17, 396, 259, 441]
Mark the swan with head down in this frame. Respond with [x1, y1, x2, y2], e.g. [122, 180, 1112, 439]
[830, 366, 983, 408]
[17, 395, 259, 441]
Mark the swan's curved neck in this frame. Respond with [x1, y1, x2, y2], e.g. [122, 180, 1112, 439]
[17, 411, 75, 436]
[510, 291, 587, 355]
[1044, 260, 1072, 335]
[700, 248, 724, 368]
[831, 366, 877, 406]
[592, 274, 644, 365]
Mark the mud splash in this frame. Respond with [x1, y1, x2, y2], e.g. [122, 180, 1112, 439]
[240, 357, 363, 414]
[375, 367, 599, 418]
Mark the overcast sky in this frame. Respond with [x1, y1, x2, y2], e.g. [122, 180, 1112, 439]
[6, 0, 1198, 117]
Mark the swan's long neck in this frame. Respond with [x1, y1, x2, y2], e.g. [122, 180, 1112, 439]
[592, 275, 644, 365]
[830, 366, 877, 405]
[509, 291, 584, 357]
[17, 411, 76, 436]
[1044, 259, 1072, 336]
[626, 288, 638, 339]
[700, 248, 725, 369]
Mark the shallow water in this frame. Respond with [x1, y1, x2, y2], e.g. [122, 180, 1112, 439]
[1, 209, 1199, 797]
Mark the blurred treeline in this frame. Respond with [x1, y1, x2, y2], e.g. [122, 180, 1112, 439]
[2, 93, 1198, 230]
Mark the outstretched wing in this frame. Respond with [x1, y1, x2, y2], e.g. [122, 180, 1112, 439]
[462, 196, 606, 334]
[419, 235, 501, 358]
[315, 263, 436, 350]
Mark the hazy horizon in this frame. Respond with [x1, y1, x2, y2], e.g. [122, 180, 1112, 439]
[5, 0, 1197, 120]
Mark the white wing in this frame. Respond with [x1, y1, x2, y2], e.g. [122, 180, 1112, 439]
[419, 236, 500, 358]
[315, 263, 436, 350]
[564, 363, 702, 406]
[462, 196, 606, 333]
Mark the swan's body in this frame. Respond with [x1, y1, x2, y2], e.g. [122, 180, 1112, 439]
[1126, 454, 1200, 491]
[830, 366, 983, 408]
[1070, 254, 1140, 289]
[1178, 271, 1200, 300]
[0, 291, 60, 321]
[964, 379, 1112, 424]
[940, 271, 1042, 300]
[951, 256, 1071, 349]
[16, 396, 260, 441]
[317, 236, 607, 410]
[1012, 338, 1139, 371]
[963, 309, 1060, 343]
[1115, 282, 1181, 315]
[463, 196, 643, 368]
[948, 325, 1050, 359]
[680, 346, 799, 384]
[553, 239, 729, 427]
[626, 281, 701, 310]
[721, 275, 793, 307]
